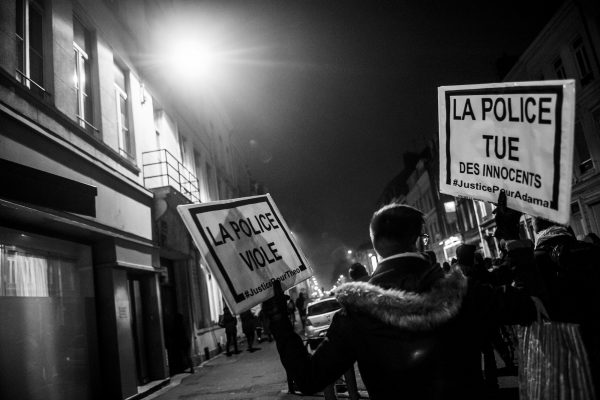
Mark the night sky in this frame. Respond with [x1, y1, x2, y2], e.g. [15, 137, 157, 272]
[162, 1, 563, 285]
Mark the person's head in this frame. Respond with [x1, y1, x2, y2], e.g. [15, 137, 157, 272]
[456, 244, 476, 267]
[370, 203, 425, 258]
[348, 262, 369, 282]
[442, 261, 451, 272]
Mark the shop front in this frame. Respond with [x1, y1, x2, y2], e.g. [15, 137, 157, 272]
[0, 226, 99, 400]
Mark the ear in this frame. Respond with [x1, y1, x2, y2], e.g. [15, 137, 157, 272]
[414, 235, 423, 252]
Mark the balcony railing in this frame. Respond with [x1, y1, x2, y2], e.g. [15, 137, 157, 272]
[142, 149, 200, 203]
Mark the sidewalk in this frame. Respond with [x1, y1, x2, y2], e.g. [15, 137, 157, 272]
[145, 320, 518, 400]
[145, 340, 327, 400]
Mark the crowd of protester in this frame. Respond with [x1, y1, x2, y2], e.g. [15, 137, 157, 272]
[263, 191, 600, 400]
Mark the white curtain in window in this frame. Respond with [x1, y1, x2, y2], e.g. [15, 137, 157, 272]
[0, 247, 49, 297]
[203, 265, 223, 322]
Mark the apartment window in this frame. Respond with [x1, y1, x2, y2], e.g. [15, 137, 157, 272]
[572, 36, 594, 86]
[73, 17, 96, 134]
[466, 202, 475, 229]
[179, 133, 189, 166]
[478, 200, 488, 218]
[153, 106, 162, 149]
[114, 63, 134, 161]
[553, 57, 567, 80]
[15, 0, 47, 98]
[194, 152, 210, 203]
[575, 122, 593, 174]
[205, 163, 214, 201]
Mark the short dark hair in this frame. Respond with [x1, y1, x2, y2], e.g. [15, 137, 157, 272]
[370, 203, 424, 257]
[348, 262, 368, 281]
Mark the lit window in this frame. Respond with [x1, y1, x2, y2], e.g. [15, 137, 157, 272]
[114, 63, 134, 161]
[572, 37, 594, 86]
[15, 0, 46, 97]
[478, 200, 487, 218]
[73, 17, 96, 134]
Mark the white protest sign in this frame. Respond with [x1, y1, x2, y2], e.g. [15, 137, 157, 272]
[177, 194, 312, 314]
[438, 80, 575, 224]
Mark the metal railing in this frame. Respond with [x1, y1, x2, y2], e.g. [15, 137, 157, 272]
[15, 70, 51, 99]
[76, 115, 100, 134]
[142, 149, 200, 203]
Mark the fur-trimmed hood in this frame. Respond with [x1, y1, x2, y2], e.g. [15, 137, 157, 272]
[334, 267, 468, 331]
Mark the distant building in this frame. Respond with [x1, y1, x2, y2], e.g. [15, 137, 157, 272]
[381, 0, 600, 261]
[0, 1, 256, 399]
[505, 0, 600, 239]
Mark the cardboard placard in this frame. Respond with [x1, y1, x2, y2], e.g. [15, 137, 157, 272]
[438, 80, 575, 224]
[178, 194, 312, 314]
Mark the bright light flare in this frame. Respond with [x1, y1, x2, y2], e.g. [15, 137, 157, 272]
[166, 38, 223, 83]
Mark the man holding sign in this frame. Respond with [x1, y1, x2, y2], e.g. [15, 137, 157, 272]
[178, 194, 313, 315]
[265, 199, 539, 400]
[438, 80, 575, 224]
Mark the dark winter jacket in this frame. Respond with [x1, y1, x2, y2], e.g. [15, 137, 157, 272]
[273, 251, 536, 400]
[222, 309, 237, 334]
[534, 226, 600, 392]
[240, 310, 257, 335]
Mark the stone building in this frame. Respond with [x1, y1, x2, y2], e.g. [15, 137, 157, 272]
[0, 1, 254, 399]
[505, 0, 600, 239]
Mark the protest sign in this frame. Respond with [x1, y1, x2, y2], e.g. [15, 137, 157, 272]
[438, 80, 575, 224]
[177, 194, 312, 314]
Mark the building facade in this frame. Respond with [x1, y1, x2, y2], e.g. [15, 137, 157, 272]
[381, 1, 600, 262]
[0, 1, 254, 399]
[505, 0, 600, 239]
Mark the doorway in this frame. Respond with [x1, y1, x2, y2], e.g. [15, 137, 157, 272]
[159, 258, 183, 375]
[128, 275, 150, 385]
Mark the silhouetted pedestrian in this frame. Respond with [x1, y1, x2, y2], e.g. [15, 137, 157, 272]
[348, 262, 369, 282]
[287, 297, 296, 325]
[295, 292, 307, 328]
[259, 305, 273, 342]
[221, 306, 239, 356]
[241, 309, 259, 352]
[442, 261, 451, 273]
[174, 313, 194, 373]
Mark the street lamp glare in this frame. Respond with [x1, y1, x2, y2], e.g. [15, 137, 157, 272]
[167, 39, 220, 83]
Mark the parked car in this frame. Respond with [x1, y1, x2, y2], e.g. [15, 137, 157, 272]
[305, 297, 341, 350]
